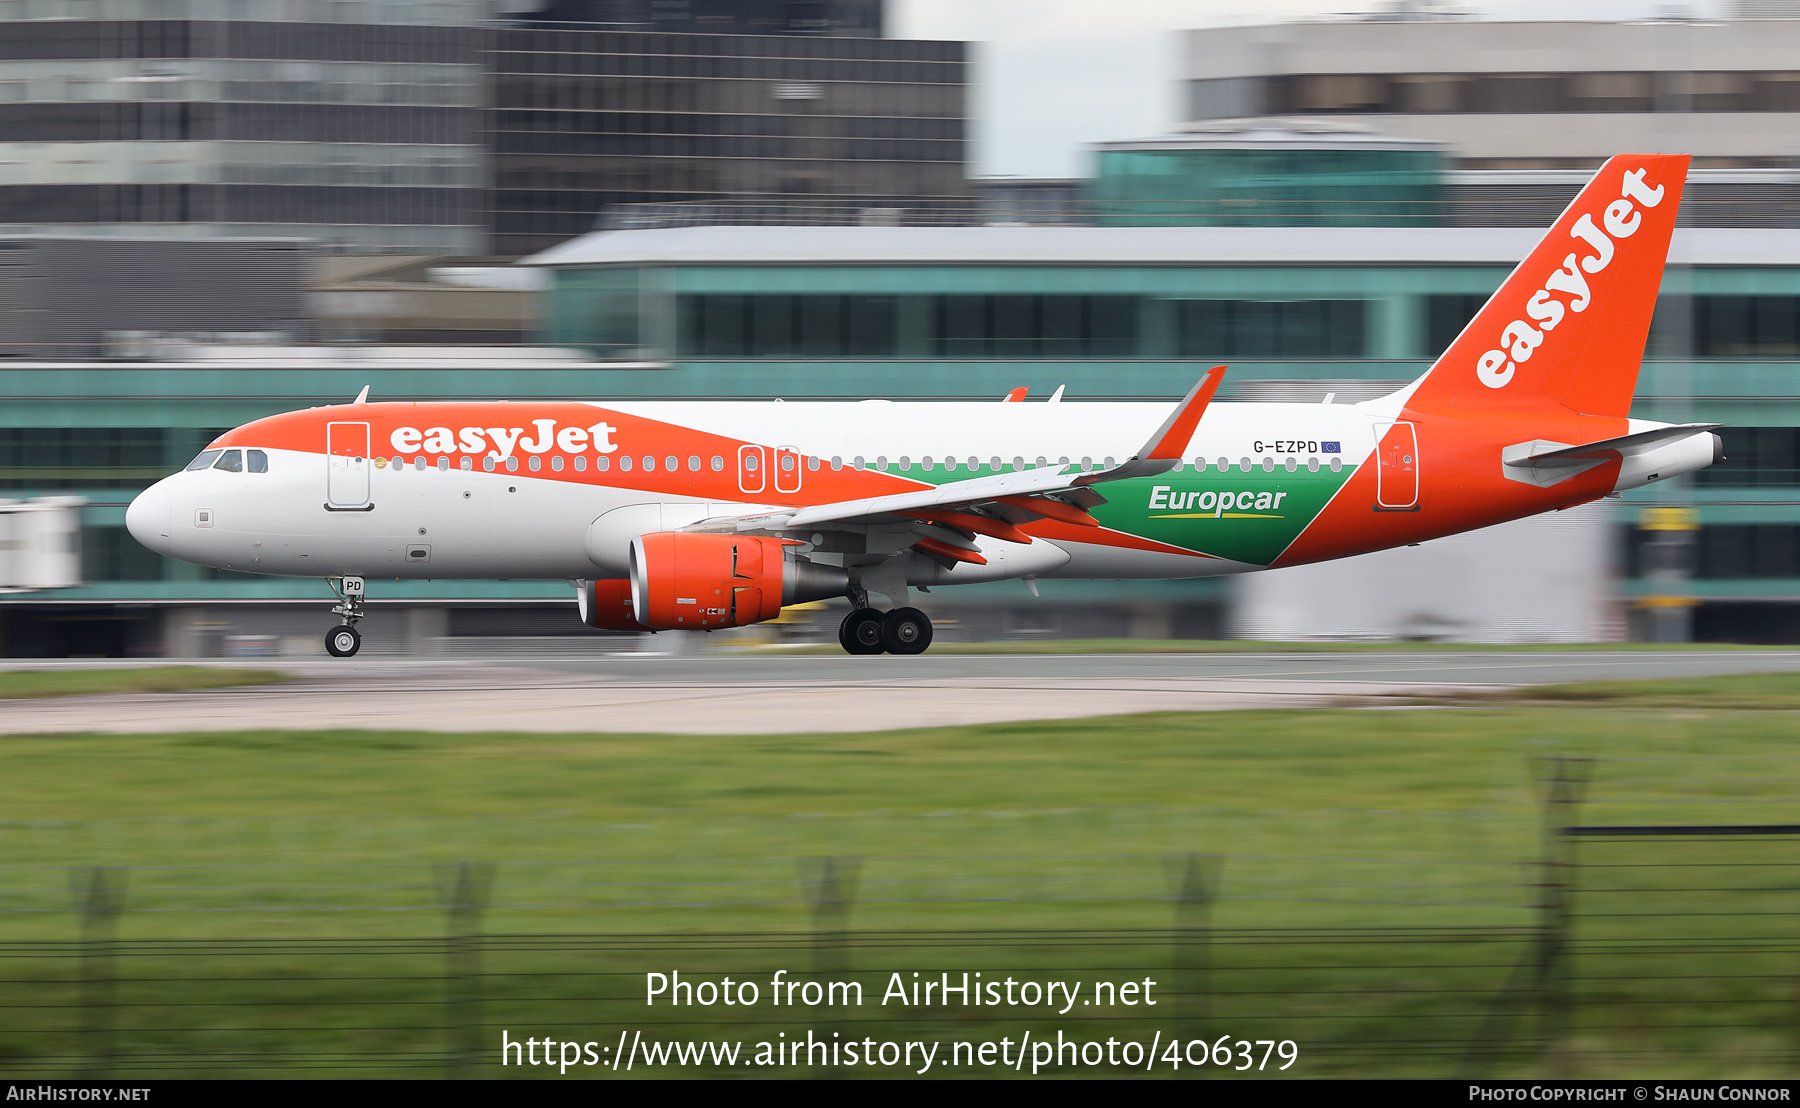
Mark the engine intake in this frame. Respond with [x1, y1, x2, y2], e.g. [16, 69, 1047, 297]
[629, 532, 847, 630]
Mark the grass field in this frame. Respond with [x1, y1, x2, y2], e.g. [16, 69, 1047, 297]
[1, 673, 1795, 1078]
[1496, 670, 1800, 708]
[0, 666, 287, 700]
[2, 699, 1794, 937]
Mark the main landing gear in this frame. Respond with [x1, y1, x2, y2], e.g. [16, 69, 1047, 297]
[838, 606, 933, 656]
[325, 575, 365, 658]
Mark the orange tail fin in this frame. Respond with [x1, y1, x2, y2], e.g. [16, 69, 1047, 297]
[1404, 154, 1689, 420]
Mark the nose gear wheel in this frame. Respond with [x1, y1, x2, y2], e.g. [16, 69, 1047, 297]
[325, 624, 361, 657]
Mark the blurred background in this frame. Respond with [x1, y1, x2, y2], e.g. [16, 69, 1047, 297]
[5, 3, 1800, 1082]
[3, 0, 1799, 656]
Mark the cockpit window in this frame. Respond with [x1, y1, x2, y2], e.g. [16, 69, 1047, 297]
[185, 449, 223, 472]
[247, 449, 268, 473]
[213, 449, 243, 472]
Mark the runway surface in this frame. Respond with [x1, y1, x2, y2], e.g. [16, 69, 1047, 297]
[2, 650, 1797, 735]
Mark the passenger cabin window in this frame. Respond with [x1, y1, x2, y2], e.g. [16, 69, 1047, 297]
[213, 449, 243, 472]
[247, 449, 268, 473]
[185, 449, 223, 471]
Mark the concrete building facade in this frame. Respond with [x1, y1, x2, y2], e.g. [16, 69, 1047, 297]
[1181, 17, 1800, 229]
[1183, 18, 1800, 169]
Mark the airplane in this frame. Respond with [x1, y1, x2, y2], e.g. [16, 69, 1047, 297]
[126, 154, 1720, 657]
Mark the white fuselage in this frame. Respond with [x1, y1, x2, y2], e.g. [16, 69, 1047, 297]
[127, 398, 1380, 581]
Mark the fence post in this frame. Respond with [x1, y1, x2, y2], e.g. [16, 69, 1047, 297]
[68, 867, 126, 1079]
[1461, 756, 1593, 1075]
[1169, 854, 1219, 1042]
[436, 862, 495, 1079]
[800, 856, 860, 1074]
[1534, 755, 1591, 1056]
[802, 856, 860, 978]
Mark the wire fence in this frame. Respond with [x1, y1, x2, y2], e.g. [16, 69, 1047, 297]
[0, 757, 1795, 1078]
[0, 853, 1534, 918]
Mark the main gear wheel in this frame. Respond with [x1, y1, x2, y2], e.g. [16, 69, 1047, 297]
[881, 607, 933, 655]
[839, 608, 886, 655]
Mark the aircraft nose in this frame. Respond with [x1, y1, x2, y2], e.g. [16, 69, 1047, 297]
[126, 482, 171, 554]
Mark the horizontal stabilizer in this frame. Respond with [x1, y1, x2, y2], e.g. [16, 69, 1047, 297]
[1503, 423, 1720, 468]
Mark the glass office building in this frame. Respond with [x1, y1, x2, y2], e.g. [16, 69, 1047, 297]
[0, 3, 968, 256]
[518, 0, 884, 38]
[0, 0, 488, 253]
[1090, 129, 1444, 228]
[486, 26, 969, 255]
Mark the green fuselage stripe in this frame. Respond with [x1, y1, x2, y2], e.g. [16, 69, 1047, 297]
[898, 463, 1358, 567]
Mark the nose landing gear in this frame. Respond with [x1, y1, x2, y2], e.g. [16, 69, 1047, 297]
[837, 605, 933, 655]
[326, 623, 361, 658]
[325, 575, 366, 658]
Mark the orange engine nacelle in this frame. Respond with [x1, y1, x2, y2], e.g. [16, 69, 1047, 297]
[575, 578, 648, 632]
[629, 532, 846, 630]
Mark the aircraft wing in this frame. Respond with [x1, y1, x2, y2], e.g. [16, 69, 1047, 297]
[698, 367, 1226, 535]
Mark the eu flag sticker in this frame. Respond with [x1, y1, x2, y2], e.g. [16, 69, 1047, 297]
[1321, 441, 1341, 454]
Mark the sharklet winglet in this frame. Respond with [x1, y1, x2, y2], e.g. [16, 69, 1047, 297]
[1076, 366, 1225, 486]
